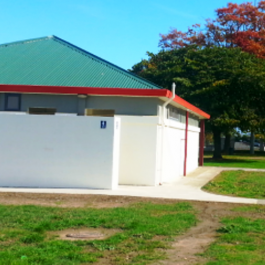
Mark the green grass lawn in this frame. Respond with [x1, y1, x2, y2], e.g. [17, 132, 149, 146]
[202, 170, 265, 199]
[0, 202, 196, 265]
[2, 198, 265, 265]
[203, 205, 265, 265]
[204, 151, 265, 169]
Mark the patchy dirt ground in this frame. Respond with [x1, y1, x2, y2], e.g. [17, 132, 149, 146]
[0, 192, 259, 265]
[47, 227, 121, 241]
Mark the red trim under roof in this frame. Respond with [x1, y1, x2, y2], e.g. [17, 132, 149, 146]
[0, 84, 210, 119]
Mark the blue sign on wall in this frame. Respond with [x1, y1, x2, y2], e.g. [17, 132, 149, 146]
[101, 121, 107, 129]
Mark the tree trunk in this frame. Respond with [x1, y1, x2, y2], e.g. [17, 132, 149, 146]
[260, 139, 264, 152]
[223, 134, 231, 154]
[213, 129, 223, 159]
[250, 131, 255, 155]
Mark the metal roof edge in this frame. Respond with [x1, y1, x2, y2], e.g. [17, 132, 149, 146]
[172, 95, 210, 119]
[0, 36, 51, 48]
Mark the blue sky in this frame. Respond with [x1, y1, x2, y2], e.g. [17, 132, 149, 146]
[0, 0, 249, 70]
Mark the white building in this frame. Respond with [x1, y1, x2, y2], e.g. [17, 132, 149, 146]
[0, 36, 209, 189]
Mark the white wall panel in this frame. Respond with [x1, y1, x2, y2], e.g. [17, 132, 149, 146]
[0, 112, 200, 189]
[160, 120, 185, 183]
[118, 116, 200, 186]
[159, 120, 200, 183]
[118, 116, 159, 186]
[0, 113, 120, 189]
[187, 127, 200, 174]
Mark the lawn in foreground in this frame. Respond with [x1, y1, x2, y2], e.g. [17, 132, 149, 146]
[202, 170, 265, 199]
[202, 205, 265, 265]
[0, 202, 196, 265]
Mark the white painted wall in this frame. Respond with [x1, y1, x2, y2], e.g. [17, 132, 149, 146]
[118, 116, 159, 186]
[160, 120, 186, 183]
[118, 116, 200, 186]
[187, 126, 200, 174]
[0, 113, 120, 189]
[0, 112, 200, 189]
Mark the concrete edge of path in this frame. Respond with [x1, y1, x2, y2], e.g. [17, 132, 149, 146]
[0, 167, 265, 205]
[184, 167, 265, 205]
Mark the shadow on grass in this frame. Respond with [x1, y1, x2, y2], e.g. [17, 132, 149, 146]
[204, 150, 265, 157]
[204, 158, 256, 164]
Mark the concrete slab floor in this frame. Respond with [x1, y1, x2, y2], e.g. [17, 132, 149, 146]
[1, 167, 265, 205]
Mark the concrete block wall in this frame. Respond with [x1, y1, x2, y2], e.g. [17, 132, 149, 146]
[0, 113, 120, 189]
[187, 127, 200, 174]
[0, 112, 201, 189]
[118, 116, 159, 186]
[118, 116, 200, 186]
[160, 120, 186, 183]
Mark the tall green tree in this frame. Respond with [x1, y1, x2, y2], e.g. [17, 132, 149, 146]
[130, 46, 265, 158]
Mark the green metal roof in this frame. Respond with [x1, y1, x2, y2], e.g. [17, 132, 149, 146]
[0, 36, 161, 89]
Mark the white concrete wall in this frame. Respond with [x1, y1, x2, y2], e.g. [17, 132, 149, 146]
[112, 119, 121, 188]
[159, 120, 185, 183]
[118, 116, 200, 186]
[0, 113, 120, 189]
[118, 116, 159, 186]
[0, 112, 200, 189]
[186, 126, 200, 174]
[161, 121, 200, 182]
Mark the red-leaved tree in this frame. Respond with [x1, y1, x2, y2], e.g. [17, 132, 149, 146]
[160, 1, 265, 58]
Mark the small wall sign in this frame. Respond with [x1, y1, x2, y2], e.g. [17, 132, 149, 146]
[100, 121, 107, 129]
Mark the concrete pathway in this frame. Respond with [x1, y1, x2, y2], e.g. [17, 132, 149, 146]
[1, 167, 265, 205]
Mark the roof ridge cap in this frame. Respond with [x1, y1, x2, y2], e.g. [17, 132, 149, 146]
[0, 36, 52, 48]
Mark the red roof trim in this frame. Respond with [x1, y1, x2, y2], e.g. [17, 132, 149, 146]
[0, 84, 210, 119]
[172, 93, 210, 119]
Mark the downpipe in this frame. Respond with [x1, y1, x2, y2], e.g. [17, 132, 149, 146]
[159, 83, 176, 185]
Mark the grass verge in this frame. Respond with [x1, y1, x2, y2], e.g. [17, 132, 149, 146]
[204, 151, 265, 169]
[0, 202, 196, 265]
[202, 170, 265, 199]
[202, 205, 265, 265]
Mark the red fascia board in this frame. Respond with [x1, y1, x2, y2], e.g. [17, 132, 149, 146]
[173, 94, 210, 119]
[0, 84, 210, 119]
[0, 84, 169, 97]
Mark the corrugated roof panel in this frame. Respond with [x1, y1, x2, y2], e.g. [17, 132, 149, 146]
[0, 36, 162, 89]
